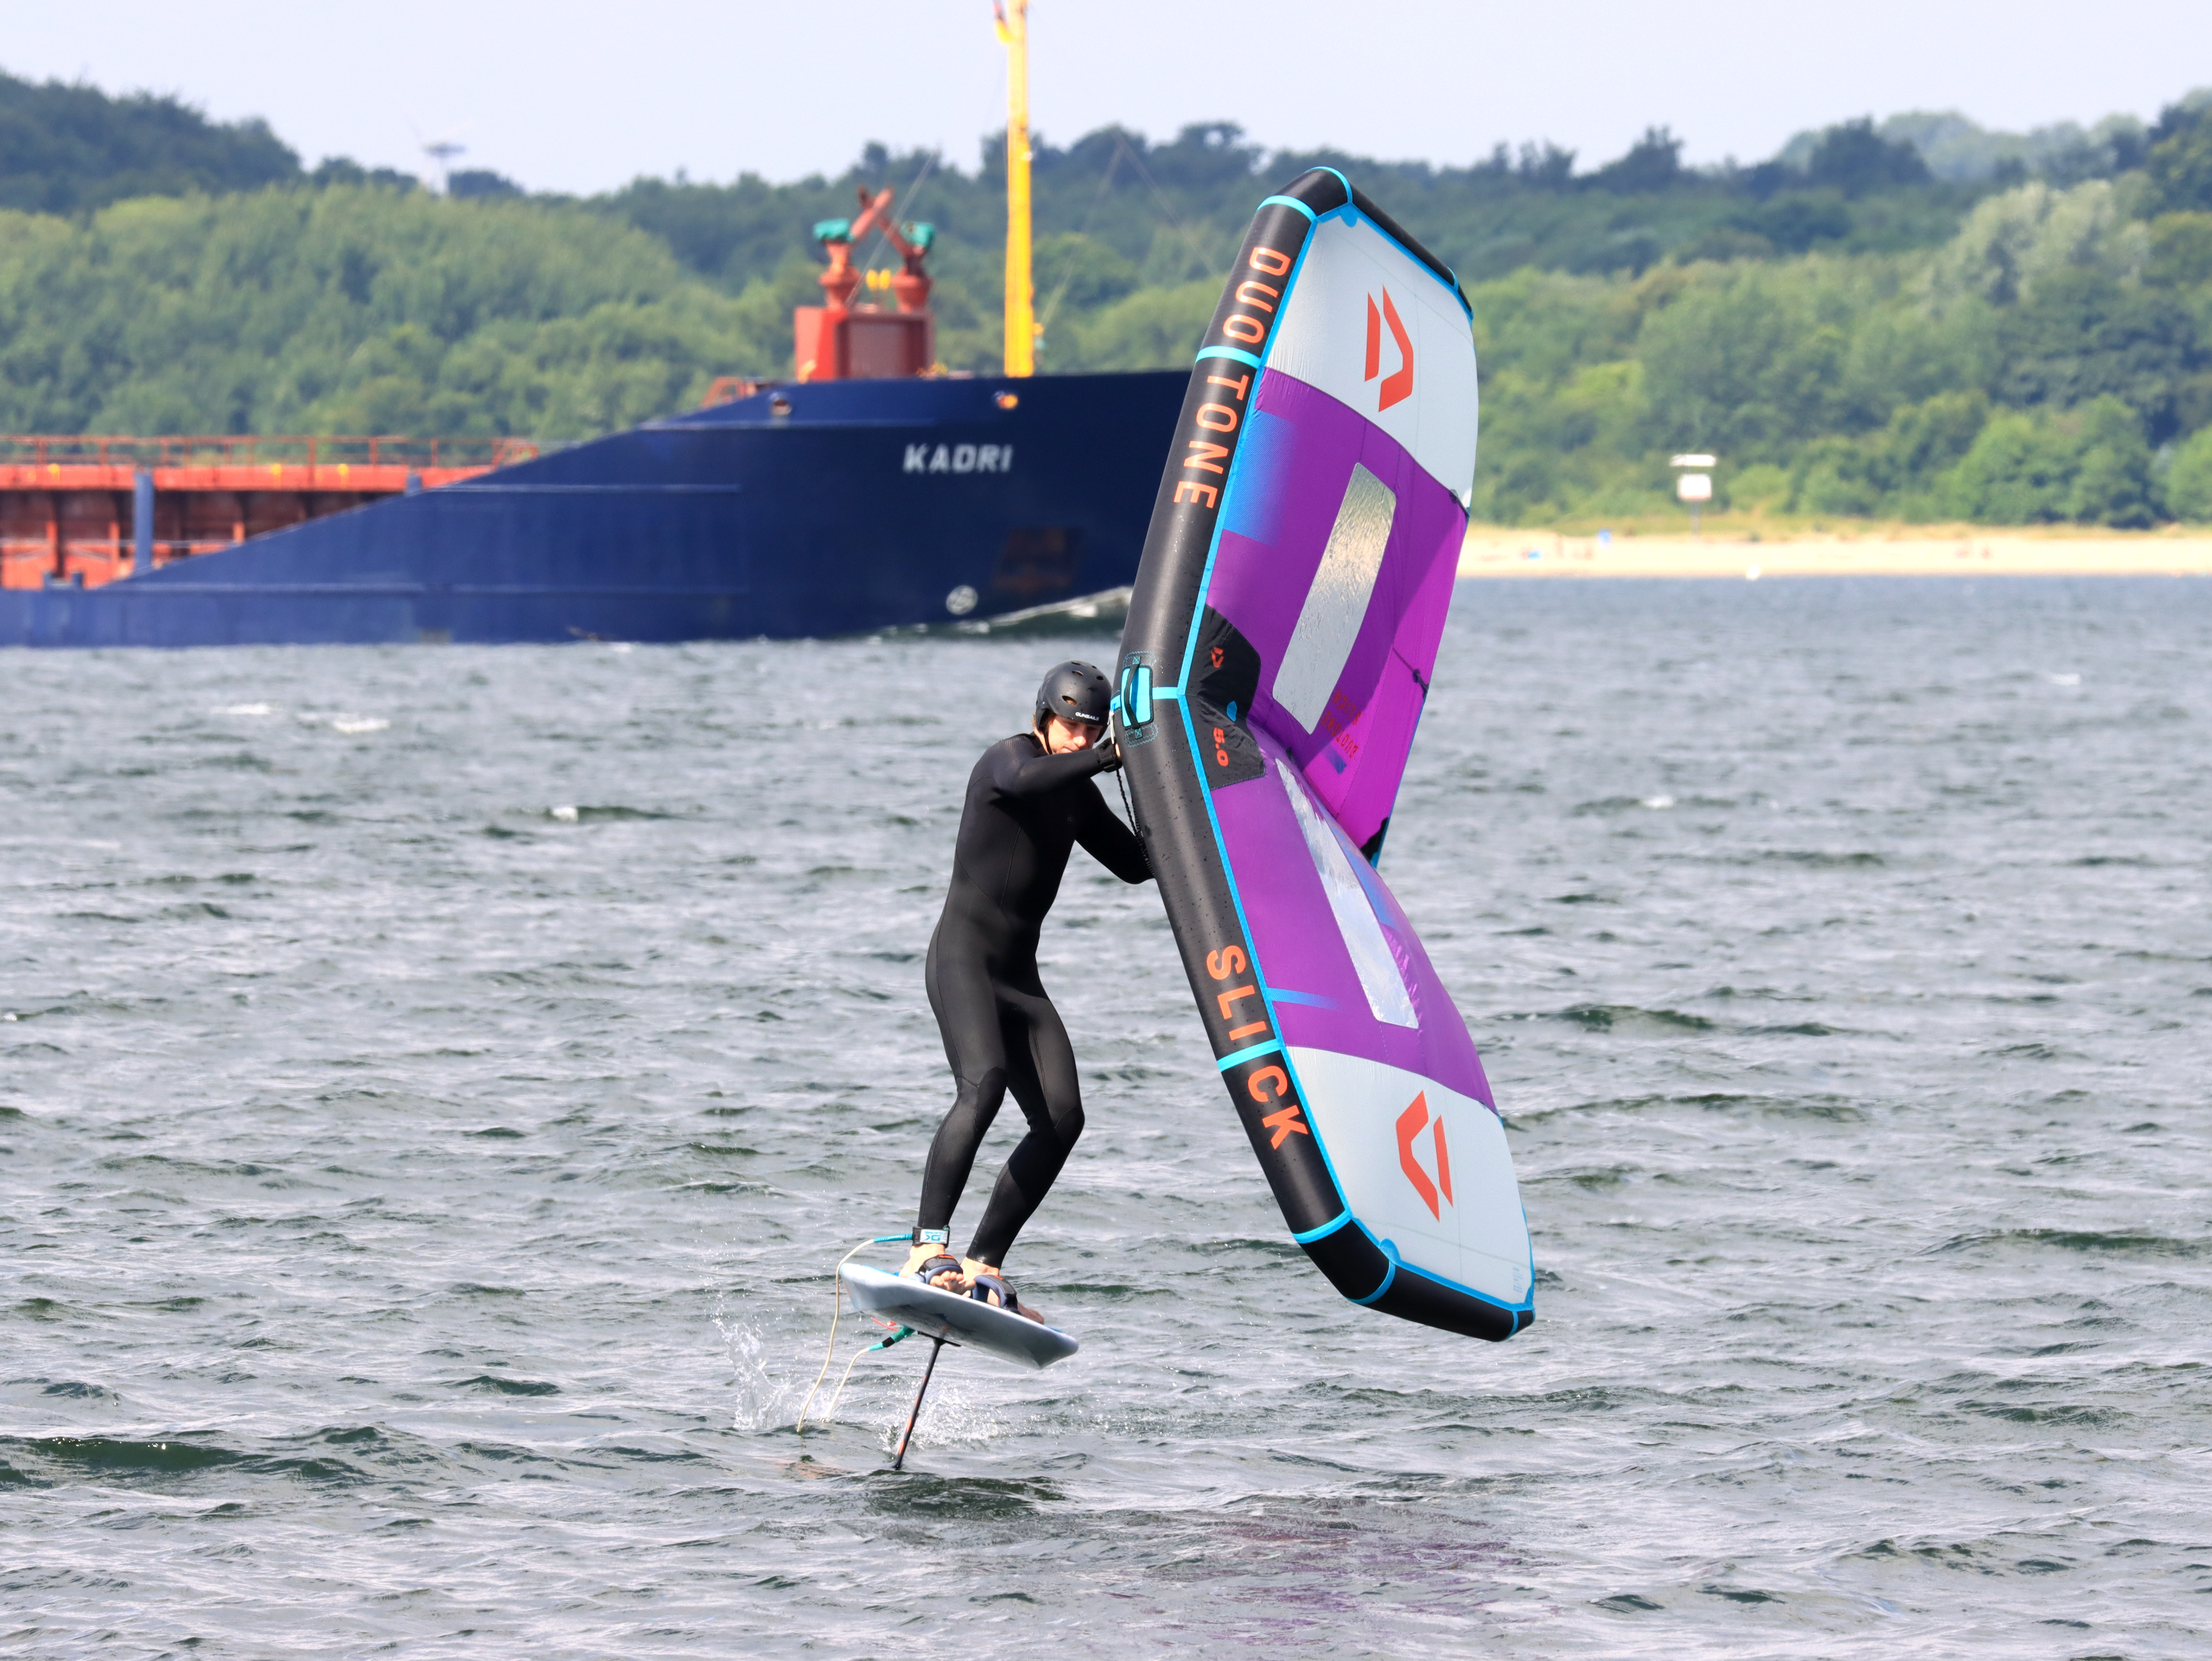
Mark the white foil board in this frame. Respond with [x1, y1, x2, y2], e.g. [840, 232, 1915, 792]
[840, 1263, 1079, 1369]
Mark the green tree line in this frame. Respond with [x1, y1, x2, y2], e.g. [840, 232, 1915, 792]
[1, 66, 2209, 521]
[1472, 172, 2212, 527]
[0, 187, 795, 438]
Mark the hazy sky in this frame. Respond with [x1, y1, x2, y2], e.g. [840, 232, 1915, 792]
[5, 1, 2204, 194]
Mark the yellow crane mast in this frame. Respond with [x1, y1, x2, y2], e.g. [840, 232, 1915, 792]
[995, 0, 1035, 376]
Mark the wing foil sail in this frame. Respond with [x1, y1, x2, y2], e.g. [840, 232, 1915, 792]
[1277, 758, 1416, 1028]
[1116, 169, 1533, 1342]
[1274, 463, 1396, 732]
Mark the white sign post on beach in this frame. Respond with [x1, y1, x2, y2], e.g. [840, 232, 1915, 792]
[1672, 453, 1716, 534]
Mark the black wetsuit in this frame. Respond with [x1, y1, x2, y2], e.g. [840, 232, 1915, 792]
[917, 732, 1152, 1267]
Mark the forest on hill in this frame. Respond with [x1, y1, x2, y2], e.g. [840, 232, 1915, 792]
[1, 67, 2209, 524]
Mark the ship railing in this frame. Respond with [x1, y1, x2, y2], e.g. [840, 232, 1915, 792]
[0, 435, 540, 469]
[0, 537, 286, 557]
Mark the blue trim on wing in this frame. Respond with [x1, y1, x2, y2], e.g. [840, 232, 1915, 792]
[1352, 1259, 1396, 1305]
[1311, 199, 1474, 321]
[1385, 1254, 1536, 1318]
[1347, 1204, 1535, 1317]
[1215, 1039, 1283, 1072]
[1172, 231, 1320, 695]
[1168, 213, 1350, 1220]
[1293, 1209, 1351, 1244]
[1171, 690, 1347, 1214]
[1341, 1219, 1399, 1303]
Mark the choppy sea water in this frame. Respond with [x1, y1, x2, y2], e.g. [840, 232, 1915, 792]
[3, 577, 2207, 1658]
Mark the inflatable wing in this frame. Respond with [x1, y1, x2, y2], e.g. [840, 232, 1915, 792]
[1116, 170, 1533, 1342]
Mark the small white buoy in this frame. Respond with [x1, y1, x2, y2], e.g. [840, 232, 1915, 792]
[1745, 564, 1761, 582]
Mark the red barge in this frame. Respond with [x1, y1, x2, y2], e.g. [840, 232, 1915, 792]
[0, 434, 534, 590]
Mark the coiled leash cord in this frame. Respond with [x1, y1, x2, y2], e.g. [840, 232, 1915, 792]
[794, 1234, 912, 1433]
[822, 1323, 911, 1425]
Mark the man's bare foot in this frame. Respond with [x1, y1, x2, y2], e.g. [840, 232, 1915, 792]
[901, 1243, 964, 1289]
[963, 1258, 1046, 1325]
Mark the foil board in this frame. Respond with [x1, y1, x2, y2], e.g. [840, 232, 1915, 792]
[840, 1263, 1078, 1369]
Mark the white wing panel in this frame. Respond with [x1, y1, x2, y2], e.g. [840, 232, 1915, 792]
[1263, 212, 1480, 500]
[1290, 1045, 1531, 1306]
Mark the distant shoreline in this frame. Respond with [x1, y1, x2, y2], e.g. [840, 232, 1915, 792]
[1460, 528, 2212, 580]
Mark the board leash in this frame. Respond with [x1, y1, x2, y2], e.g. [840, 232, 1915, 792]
[794, 1233, 910, 1433]
[822, 1325, 912, 1424]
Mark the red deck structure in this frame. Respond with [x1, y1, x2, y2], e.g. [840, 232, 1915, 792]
[0, 434, 536, 589]
[791, 185, 937, 384]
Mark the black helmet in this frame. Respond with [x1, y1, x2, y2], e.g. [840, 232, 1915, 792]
[1034, 660, 1112, 730]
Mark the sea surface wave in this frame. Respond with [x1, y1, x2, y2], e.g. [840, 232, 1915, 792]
[3, 578, 2207, 1657]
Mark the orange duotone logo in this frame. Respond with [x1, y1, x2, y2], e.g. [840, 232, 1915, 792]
[1396, 1091, 1453, 1220]
[1363, 288, 1415, 412]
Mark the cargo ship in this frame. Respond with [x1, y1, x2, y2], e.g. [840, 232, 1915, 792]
[0, 1, 1183, 648]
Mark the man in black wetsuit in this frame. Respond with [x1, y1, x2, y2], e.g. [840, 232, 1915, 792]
[899, 661, 1152, 1320]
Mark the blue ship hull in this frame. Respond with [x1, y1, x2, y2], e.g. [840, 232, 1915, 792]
[0, 371, 1186, 647]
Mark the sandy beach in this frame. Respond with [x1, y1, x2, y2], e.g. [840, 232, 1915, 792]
[1461, 528, 2212, 579]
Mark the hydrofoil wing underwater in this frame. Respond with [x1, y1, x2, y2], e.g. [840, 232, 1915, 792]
[1115, 169, 1535, 1342]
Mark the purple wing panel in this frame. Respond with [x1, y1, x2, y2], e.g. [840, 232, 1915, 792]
[1210, 725, 1490, 1107]
[1205, 370, 1463, 852]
